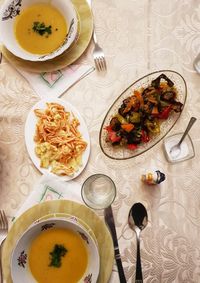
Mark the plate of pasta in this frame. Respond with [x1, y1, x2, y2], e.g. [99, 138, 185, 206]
[25, 98, 90, 181]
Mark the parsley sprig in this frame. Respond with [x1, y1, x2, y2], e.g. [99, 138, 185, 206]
[32, 22, 52, 36]
[49, 244, 67, 268]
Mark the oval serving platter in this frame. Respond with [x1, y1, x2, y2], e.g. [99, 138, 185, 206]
[99, 70, 187, 160]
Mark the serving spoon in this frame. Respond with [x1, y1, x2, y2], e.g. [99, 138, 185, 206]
[128, 203, 148, 283]
[169, 117, 197, 158]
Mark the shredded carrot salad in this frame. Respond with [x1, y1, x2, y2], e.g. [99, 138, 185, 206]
[34, 102, 87, 176]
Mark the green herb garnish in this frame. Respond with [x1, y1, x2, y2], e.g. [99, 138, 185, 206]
[49, 244, 67, 268]
[32, 21, 52, 36]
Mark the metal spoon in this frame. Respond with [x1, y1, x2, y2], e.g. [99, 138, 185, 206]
[128, 203, 148, 283]
[169, 117, 197, 158]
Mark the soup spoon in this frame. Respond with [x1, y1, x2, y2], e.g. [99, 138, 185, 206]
[169, 117, 197, 158]
[128, 203, 148, 283]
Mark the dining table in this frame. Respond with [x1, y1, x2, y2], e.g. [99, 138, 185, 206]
[0, 0, 200, 282]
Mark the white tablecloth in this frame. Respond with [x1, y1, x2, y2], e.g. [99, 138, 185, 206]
[0, 1, 200, 282]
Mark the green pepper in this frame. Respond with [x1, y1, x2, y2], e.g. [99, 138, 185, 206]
[129, 112, 141, 123]
[159, 100, 170, 107]
[158, 105, 172, 119]
[145, 119, 160, 134]
[115, 114, 128, 124]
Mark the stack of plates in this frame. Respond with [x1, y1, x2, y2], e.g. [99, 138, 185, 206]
[2, 199, 114, 283]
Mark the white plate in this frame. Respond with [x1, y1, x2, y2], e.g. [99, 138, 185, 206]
[25, 98, 90, 181]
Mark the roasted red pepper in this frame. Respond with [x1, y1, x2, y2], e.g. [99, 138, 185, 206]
[158, 105, 172, 119]
[127, 144, 137, 150]
[141, 130, 150, 143]
[105, 126, 121, 143]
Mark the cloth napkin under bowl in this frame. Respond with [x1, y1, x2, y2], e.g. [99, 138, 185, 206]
[0, 45, 94, 98]
[13, 175, 83, 221]
[16, 64, 95, 99]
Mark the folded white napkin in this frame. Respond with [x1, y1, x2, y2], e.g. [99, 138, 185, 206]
[17, 64, 95, 98]
[13, 175, 83, 221]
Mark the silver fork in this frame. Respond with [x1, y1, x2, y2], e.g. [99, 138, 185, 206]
[87, 0, 107, 72]
[0, 210, 8, 283]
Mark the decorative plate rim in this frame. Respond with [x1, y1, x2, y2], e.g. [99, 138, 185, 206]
[34, 212, 98, 245]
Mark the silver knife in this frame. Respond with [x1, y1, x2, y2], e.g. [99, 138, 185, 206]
[104, 205, 127, 283]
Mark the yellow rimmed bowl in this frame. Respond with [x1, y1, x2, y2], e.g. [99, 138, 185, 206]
[0, 0, 79, 61]
[11, 217, 100, 283]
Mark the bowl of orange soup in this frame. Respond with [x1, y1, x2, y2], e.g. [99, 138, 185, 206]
[0, 0, 78, 61]
[11, 218, 100, 283]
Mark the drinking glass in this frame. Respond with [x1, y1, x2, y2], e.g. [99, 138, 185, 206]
[81, 174, 116, 210]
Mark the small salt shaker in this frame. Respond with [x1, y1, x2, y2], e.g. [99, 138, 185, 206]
[141, 170, 165, 185]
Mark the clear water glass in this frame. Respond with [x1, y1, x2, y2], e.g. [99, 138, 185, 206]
[81, 174, 116, 210]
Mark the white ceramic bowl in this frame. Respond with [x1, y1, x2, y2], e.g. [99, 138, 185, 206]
[11, 218, 100, 283]
[0, 0, 78, 61]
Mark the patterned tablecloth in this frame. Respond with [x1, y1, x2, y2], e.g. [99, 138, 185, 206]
[0, 1, 200, 282]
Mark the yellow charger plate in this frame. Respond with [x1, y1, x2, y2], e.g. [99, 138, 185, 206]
[0, 0, 93, 72]
[2, 200, 114, 283]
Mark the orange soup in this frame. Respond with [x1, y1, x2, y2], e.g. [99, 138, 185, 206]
[29, 228, 88, 283]
[14, 3, 67, 55]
